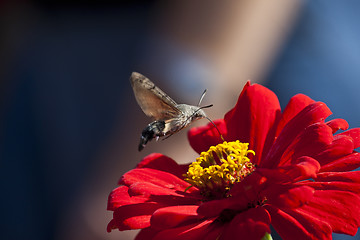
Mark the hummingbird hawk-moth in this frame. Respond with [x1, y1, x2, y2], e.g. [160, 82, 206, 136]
[130, 72, 211, 151]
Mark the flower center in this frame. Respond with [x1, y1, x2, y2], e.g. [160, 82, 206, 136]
[184, 141, 255, 199]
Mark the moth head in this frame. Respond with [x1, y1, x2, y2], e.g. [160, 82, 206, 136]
[192, 107, 207, 120]
[191, 103, 214, 120]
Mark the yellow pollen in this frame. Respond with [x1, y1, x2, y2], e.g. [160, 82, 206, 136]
[184, 141, 255, 199]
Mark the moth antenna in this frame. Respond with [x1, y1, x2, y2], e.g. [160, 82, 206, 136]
[199, 104, 213, 109]
[197, 89, 207, 107]
[205, 116, 225, 142]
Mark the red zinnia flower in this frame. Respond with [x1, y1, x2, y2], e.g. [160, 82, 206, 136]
[107, 82, 360, 239]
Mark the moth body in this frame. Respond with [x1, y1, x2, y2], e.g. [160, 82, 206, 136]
[138, 105, 206, 151]
[130, 72, 208, 151]
[163, 104, 207, 134]
[139, 121, 165, 151]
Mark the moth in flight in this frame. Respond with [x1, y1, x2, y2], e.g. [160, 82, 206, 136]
[130, 72, 212, 151]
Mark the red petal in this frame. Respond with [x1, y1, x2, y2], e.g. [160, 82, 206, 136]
[135, 228, 158, 240]
[111, 202, 164, 231]
[326, 118, 349, 133]
[286, 156, 320, 181]
[120, 168, 191, 192]
[229, 171, 267, 199]
[137, 153, 188, 178]
[303, 181, 360, 194]
[107, 219, 117, 232]
[198, 173, 270, 218]
[129, 182, 193, 199]
[315, 134, 354, 166]
[289, 207, 333, 239]
[224, 82, 281, 166]
[279, 122, 333, 166]
[300, 190, 360, 235]
[263, 102, 332, 168]
[201, 224, 224, 239]
[188, 119, 227, 154]
[219, 207, 271, 240]
[266, 185, 315, 209]
[338, 128, 360, 149]
[320, 152, 360, 172]
[151, 205, 200, 229]
[276, 94, 315, 137]
[107, 185, 147, 211]
[316, 171, 360, 183]
[266, 205, 332, 240]
[257, 156, 320, 183]
[152, 219, 216, 240]
[197, 196, 248, 218]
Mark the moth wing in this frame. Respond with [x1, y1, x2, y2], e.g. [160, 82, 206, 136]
[130, 72, 181, 120]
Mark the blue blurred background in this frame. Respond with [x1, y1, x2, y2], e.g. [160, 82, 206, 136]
[0, 1, 359, 239]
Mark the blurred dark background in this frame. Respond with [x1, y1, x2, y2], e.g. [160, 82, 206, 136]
[0, 1, 359, 240]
